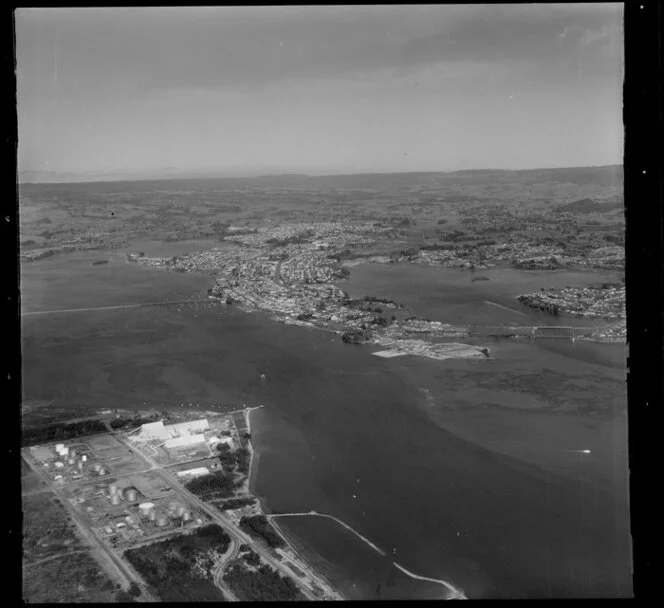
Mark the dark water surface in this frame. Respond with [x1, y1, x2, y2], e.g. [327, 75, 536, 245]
[21, 253, 630, 599]
[342, 263, 622, 327]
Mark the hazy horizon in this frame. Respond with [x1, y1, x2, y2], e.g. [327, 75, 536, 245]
[18, 162, 623, 187]
[16, 5, 623, 179]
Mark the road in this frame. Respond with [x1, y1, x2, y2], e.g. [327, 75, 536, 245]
[212, 539, 241, 601]
[112, 429, 319, 601]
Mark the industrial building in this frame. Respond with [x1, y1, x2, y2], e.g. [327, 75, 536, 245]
[176, 466, 210, 479]
[164, 433, 206, 449]
[136, 419, 210, 442]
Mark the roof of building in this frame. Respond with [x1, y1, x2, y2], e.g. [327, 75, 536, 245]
[176, 466, 210, 477]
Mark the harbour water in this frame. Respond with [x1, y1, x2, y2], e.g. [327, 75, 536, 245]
[20, 253, 631, 599]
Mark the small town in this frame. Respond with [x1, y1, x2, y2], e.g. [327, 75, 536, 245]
[130, 222, 494, 360]
[128, 220, 625, 350]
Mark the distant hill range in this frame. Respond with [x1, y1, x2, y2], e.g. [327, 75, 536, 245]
[555, 197, 623, 214]
[18, 164, 622, 190]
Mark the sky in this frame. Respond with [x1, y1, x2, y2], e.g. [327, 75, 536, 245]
[15, 4, 624, 179]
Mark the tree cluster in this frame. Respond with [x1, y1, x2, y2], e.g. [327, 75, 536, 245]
[219, 497, 256, 511]
[223, 563, 303, 601]
[22, 420, 108, 447]
[186, 471, 237, 499]
[123, 525, 230, 602]
[239, 515, 286, 549]
[341, 329, 372, 344]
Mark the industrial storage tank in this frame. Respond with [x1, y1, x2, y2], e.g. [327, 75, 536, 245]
[176, 506, 186, 516]
[82, 455, 87, 462]
[109, 483, 118, 495]
[55, 443, 64, 451]
[126, 489, 137, 502]
[110, 495, 120, 505]
[93, 463, 102, 472]
[156, 515, 168, 527]
[138, 502, 155, 517]
[148, 510, 157, 522]
[182, 511, 192, 522]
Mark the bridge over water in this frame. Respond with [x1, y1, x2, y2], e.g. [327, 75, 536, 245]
[466, 325, 599, 339]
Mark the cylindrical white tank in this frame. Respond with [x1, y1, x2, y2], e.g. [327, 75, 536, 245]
[55, 443, 64, 451]
[138, 502, 155, 517]
[109, 483, 118, 494]
[156, 516, 168, 527]
[176, 506, 186, 516]
[126, 489, 137, 502]
[148, 510, 157, 522]
[182, 511, 192, 522]
[82, 455, 87, 462]
[110, 495, 120, 505]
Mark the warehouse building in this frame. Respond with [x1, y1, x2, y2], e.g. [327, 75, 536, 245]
[164, 433, 206, 449]
[137, 419, 210, 441]
[176, 466, 210, 479]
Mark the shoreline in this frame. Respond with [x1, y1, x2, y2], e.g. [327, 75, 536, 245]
[244, 406, 345, 600]
[245, 406, 262, 500]
[270, 516, 349, 600]
[244, 407, 466, 602]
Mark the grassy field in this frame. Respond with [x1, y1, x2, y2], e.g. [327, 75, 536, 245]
[22, 493, 86, 564]
[22, 491, 121, 603]
[22, 551, 119, 603]
[21, 457, 46, 493]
